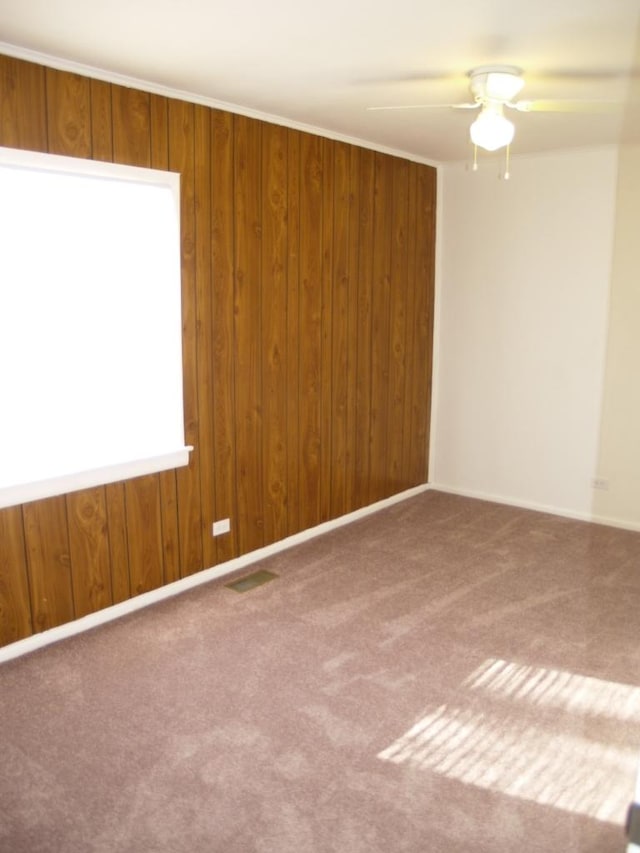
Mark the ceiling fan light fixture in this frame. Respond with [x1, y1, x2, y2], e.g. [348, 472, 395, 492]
[470, 108, 515, 151]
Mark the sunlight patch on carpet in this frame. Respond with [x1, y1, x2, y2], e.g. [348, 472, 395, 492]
[378, 658, 640, 824]
[464, 658, 640, 722]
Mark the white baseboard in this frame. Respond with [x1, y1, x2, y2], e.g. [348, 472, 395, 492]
[431, 482, 640, 533]
[0, 483, 430, 664]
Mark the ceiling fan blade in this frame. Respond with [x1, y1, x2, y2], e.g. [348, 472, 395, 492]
[366, 102, 478, 112]
[511, 98, 621, 113]
[357, 70, 459, 86]
[532, 67, 640, 82]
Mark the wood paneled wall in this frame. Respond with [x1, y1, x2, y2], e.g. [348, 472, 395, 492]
[0, 54, 436, 647]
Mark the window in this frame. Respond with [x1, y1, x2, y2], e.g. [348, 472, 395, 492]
[0, 146, 191, 509]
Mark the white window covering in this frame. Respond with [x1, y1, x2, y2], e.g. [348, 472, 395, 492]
[0, 146, 192, 509]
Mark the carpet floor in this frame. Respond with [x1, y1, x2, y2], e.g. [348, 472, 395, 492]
[1, 490, 639, 852]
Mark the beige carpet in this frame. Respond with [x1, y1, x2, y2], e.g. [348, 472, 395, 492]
[1, 490, 639, 852]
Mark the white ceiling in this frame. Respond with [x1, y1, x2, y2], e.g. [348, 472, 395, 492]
[1, 0, 639, 163]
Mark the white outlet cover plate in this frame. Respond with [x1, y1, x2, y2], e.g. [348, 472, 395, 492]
[212, 518, 231, 536]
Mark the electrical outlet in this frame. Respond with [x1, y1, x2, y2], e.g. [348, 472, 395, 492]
[591, 477, 609, 491]
[212, 518, 231, 536]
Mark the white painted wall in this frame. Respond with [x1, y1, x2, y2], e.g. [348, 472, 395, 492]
[593, 144, 640, 528]
[431, 146, 619, 520]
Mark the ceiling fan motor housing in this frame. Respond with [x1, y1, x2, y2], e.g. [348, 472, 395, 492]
[469, 65, 525, 103]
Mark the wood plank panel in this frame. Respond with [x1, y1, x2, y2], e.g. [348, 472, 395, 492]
[159, 473, 180, 585]
[387, 157, 410, 491]
[211, 109, 238, 563]
[0, 55, 47, 150]
[234, 115, 264, 554]
[150, 94, 169, 167]
[261, 122, 289, 545]
[150, 93, 181, 584]
[194, 104, 216, 569]
[45, 68, 91, 157]
[344, 145, 360, 510]
[401, 163, 419, 487]
[0, 507, 32, 645]
[45, 70, 111, 619]
[111, 84, 150, 167]
[111, 82, 167, 592]
[66, 488, 112, 618]
[23, 497, 74, 632]
[330, 141, 351, 519]
[353, 148, 375, 508]
[169, 99, 203, 577]
[89, 79, 113, 161]
[369, 153, 393, 503]
[125, 475, 164, 596]
[297, 133, 324, 531]
[320, 139, 334, 523]
[285, 129, 301, 537]
[105, 482, 130, 603]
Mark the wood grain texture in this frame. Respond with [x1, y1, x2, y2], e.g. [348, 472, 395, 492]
[401, 163, 419, 487]
[353, 148, 375, 509]
[388, 157, 410, 491]
[89, 79, 113, 161]
[194, 104, 216, 569]
[0, 53, 436, 648]
[0, 56, 47, 150]
[168, 98, 203, 577]
[298, 132, 323, 531]
[45, 68, 91, 157]
[150, 94, 169, 169]
[344, 146, 361, 510]
[111, 84, 150, 167]
[369, 153, 393, 504]
[105, 482, 130, 603]
[320, 138, 334, 523]
[211, 108, 238, 564]
[285, 129, 301, 537]
[330, 142, 351, 519]
[125, 476, 164, 596]
[0, 507, 32, 644]
[234, 115, 265, 554]
[159, 472, 181, 585]
[150, 94, 182, 584]
[112, 81, 168, 594]
[23, 497, 74, 633]
[66, 488, 112, 617]
[261, 122, 289, 545]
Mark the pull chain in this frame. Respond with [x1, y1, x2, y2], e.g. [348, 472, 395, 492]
[503, 144, 511, 180]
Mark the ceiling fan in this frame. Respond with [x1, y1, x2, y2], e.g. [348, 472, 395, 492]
[367, 64, 616, 154]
